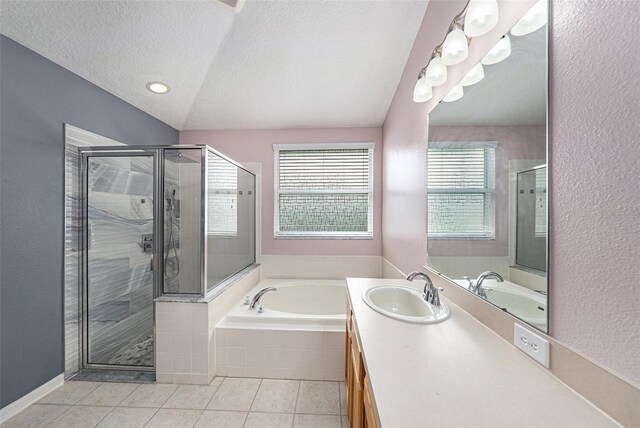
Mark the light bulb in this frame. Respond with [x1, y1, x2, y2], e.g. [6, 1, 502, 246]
[464, 0, 499, 37]
[413, 76, 433, 103]
[441, 26, 469, 66]
[481, 34, 511, 65]
[425, 56, 447, 87]
[511, 0, 547, 36]
[443, 84, 464, 102]
[460, 62, 484, 87]
[146, 81, 170, 94]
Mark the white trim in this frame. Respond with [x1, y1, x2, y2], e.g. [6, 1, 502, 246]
[272, 142, 375, 151]
[429, 140, 497, 149]
[0, 374, 64, 424]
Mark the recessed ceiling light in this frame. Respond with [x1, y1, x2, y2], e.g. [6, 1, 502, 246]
[146, 81, 170, 94]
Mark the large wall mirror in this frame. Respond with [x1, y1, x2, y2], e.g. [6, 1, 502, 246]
[427, 5, 548, 332]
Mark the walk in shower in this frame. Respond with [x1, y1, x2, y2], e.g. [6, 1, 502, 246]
[79, 145, 255, 371]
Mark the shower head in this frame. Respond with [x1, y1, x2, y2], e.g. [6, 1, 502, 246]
[164, 152, 199, 164]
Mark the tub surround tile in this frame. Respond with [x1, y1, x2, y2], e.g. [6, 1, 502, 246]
[194, 410, 247, 428]
[47, 405, 113, 428]
[77, 382, 139, 406]
[295, 381, 340, 415]
[323, 369, 344, 382]
[251, 379, 300, 413]
[119, 383, 178, 408]
[2, 404, 70, 428]
[264, 331, 323, 350]
[323, 333, 346, 351]
[207, 378, 261, 411]
[323, 350, 343, 370]
[293, 414, 341, 428]
[38, 381, 102, 405]
[96, 407, 156, 428]
[215, 328, 345, 381]
[145, 408, 202, 428]
[243, 412, 294, 428]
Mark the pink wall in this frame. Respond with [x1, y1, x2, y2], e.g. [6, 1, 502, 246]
[428, 125, 546, 257]
[180, 128, 382, 256]
[384, 0, 639, 386]
[548, 0, 639, 386]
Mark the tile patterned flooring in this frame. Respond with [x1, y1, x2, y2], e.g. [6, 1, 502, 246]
[4, 378, 349, 428]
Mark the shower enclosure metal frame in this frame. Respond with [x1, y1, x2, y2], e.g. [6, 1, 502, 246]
[78, 144, 255, 372]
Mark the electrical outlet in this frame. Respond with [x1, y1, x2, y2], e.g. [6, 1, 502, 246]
[514, 323, 549, 367]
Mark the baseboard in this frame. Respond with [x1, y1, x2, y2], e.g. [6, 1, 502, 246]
[0, 374, 64, 424]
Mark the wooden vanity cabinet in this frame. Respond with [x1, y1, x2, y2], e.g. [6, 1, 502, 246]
[346, 298, 377, 428]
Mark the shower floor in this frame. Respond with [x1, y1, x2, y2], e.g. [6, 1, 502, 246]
[108, 335, 154, 367]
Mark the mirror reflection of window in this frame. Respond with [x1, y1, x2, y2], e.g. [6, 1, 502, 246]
[427, 142, 496, 239]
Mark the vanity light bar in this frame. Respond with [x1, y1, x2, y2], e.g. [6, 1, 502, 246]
[414, 0, 546, 104]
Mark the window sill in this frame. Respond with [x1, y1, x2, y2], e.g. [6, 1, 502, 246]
[428, 235, 495, 241]
[275, 233, 373, 240]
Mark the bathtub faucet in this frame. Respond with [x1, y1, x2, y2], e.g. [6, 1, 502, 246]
[473, 271, 504, 298]
[249, 287, 277, 310]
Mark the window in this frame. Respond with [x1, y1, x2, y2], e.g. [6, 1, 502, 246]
[207, 154, 238, 236]
[274, 143, 374, 238]
[427, 142, 496, 239]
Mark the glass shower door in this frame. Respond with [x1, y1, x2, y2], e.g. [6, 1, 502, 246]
[83, 152, 157, 369]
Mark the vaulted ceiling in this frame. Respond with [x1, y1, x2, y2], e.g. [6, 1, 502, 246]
[0, 0, 428, 130]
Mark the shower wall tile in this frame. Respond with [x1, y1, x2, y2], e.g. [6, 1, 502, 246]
[155, 302, 212, 385]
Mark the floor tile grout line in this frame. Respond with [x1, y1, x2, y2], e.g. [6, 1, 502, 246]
[141, 407, 161, 428]
[293, 379, 302, 418]
[200, 376, 225, 410]
[246, 378, 263, 418]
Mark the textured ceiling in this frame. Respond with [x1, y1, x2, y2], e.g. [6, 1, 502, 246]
[429, 26, 547, 126]
[0, 0, 428, 130]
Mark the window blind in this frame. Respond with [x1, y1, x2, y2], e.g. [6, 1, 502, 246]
[207, 155, 238, 236]
[427, 146, 495, 238]
[274, 146, 374, 237]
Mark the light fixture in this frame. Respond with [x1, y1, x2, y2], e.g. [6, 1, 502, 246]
[425, 55, 447, 87]
[413, 75, 433, 103]
[460, 62, 484, 87]
[146, 81, 170, 94]
[511, 0, 547, 36]
[464, 0, 499, 37]
[481, 34, 511, 65]
[443, 84, 464, 102]
[441, 24, 469, 66]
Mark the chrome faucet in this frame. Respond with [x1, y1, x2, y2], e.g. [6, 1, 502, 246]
[473, 271, 504, 298]
[249, 287, 277, 310]
[406, 271, 442, 306]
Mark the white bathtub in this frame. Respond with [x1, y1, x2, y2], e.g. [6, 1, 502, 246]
[215, 279, 347, 380]
[221, 279, 347, 330]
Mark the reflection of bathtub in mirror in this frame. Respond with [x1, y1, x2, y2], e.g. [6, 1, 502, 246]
[452, 278, 547, 330]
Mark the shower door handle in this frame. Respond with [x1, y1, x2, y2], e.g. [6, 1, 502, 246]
[150, 255, 157, 271]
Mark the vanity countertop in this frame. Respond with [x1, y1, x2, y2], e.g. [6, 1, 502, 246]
[346, 278, 616, 428]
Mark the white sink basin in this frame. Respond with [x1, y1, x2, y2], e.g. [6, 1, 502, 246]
[362, 286, 450, 324]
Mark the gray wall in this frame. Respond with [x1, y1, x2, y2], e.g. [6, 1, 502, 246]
[0, 35, 178, 408]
